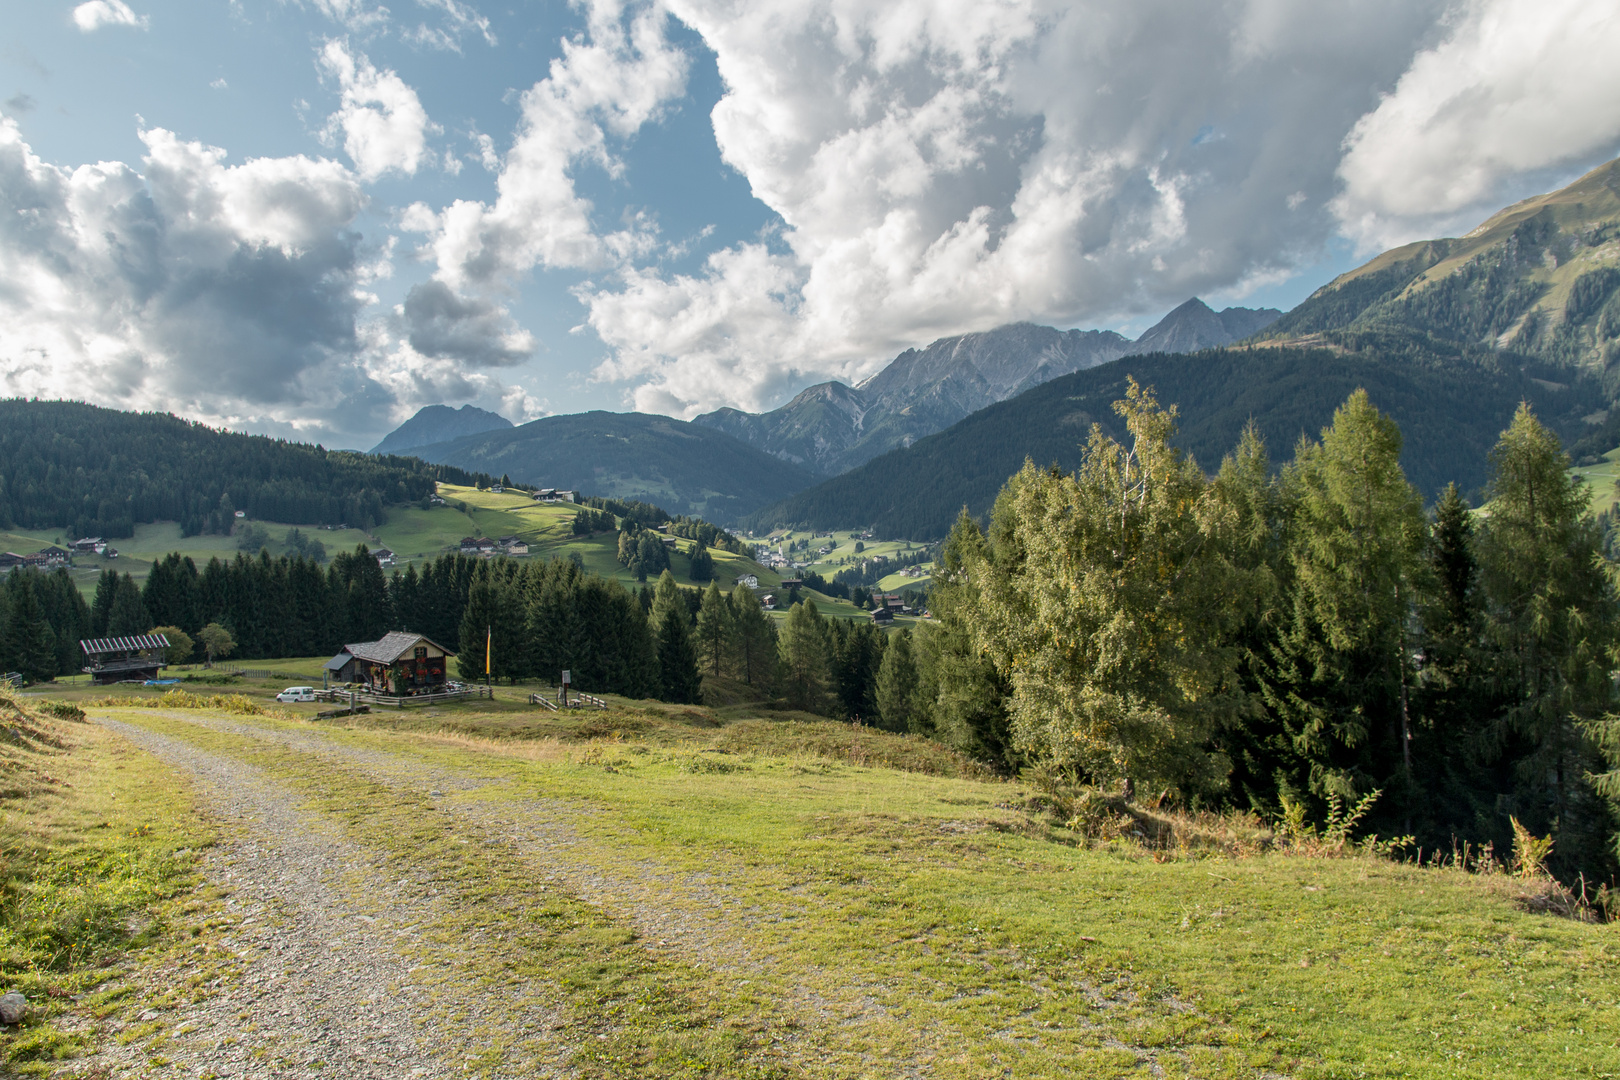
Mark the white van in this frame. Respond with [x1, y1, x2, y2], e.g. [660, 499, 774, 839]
[275, 686, 318, 702]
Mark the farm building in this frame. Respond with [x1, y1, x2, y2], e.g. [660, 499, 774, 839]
[324, 632, 457, 695]
[80, 634, 171, 684]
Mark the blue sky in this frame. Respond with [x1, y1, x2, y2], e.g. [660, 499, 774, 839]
[2, 0, 1617, 448]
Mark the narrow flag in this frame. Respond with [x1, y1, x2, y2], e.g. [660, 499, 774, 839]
[485, 625, 492, 676]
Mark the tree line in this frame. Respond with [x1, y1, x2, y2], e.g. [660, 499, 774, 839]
[0, 398, 494, 539]
[887, 381, 1620, 883]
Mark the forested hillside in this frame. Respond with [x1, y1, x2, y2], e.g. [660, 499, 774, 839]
[750, 346, 1602, 538]
[406, 410, 816, 521]
[0, 399, 490, 538]
[1263, 156, 1620, 383]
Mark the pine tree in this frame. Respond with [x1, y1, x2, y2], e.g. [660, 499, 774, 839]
[689, 542, 714, 583]
[912, 510, 1014, 760]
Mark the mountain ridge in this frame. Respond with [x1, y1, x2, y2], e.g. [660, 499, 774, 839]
[401, 410, 816, 521]
[693, 302, 1279, 475]
[371, 403, 513, 455]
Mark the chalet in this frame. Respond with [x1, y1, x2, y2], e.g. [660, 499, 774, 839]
[870, 607, 894, 625]
[660, 535, 678, 548]
[458, 537, 497, 556]
[372, 547, 397, 568]
[498, 536, 530, 556]
[81, 634, 170, 684]
[533, 488, 556, 500]
[71, 537, 106, 554]
[324, 632, 456, 695]
[760, 594, 777, 610]
[882, 594, 906, 610]
[427, 493, 447, 506]
[734, 574, 759, 589]
[102, 547, 119, 559]
[37, 546, 70, 567]
[491, 484, 504, 494]
[780, 578, 803, 590]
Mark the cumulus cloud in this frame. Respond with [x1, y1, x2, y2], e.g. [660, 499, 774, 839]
[0, 117, 530, 445]
[401, 0, 687, 390]
[319, 39, 438, 181]
[398, 280, 535, 366]
[1334, 0, 1620, 249]
[568, 0, 1447, 415]
[72, 1, 148, 32]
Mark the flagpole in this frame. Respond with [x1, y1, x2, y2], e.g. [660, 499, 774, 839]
[485, 624, 492, 698]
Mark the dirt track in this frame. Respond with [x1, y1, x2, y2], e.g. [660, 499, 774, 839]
[66, 711, 855, 1079]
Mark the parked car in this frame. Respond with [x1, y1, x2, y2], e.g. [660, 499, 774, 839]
[275, 686, 318, 703]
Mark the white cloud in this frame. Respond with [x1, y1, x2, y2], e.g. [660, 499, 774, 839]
[72, 1, 148, 32]
[0, 117, 526, 445]
[402, 0, 688, 382]
[570, 0, 1447, 416]
[1334, 0, 1620, 250]
[301, 0, 390, 34]
[318, 39, 438, 181]
[210, 77, 229, 90]
[407, 0, 498, 51]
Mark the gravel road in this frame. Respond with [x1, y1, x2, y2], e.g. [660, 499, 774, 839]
[60, 710, 870, 1080]
[71, 717, 571, 1080]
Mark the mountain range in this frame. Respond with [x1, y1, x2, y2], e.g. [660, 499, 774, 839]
[692, 298, 1280, 475]
[372, 154, 1620, 535]
[393, 411, 815, 521]
[744, 347, 1601, 538]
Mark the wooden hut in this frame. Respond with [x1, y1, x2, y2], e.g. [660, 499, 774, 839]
[324, 632, 456, 695]
[80, 634, 170, 684]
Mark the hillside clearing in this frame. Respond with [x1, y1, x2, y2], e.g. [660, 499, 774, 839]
[4, 688, 1617, 1078]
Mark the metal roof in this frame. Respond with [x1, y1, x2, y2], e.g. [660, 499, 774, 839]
[340, 631, 456, 665]
[81, 633, 170, 655]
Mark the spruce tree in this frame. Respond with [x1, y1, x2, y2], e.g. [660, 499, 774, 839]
[1264, 389, 1425, 816]
[1477, 404, 1618, 872]
[776, 598, 830, 713]
[656, 605, 702, 704]
[4, 573, 58, 681]
[106, 573, 152, 637]
[694, 582, 732, 676]
[727, 584, 775, 687]
[874, 630, 919, 733]
[90, 568, 118, 637]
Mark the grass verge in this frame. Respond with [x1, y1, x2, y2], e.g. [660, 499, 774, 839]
[0, 692, 215, 1075]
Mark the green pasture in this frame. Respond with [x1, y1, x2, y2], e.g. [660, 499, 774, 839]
[1570, 446, 1620, 517]
[39, 684, 1620, 1080]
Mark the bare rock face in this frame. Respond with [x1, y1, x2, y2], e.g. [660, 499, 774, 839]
[0, 991, 28, 1024]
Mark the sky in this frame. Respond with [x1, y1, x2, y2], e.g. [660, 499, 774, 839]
[2, 0, 1619, 449]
